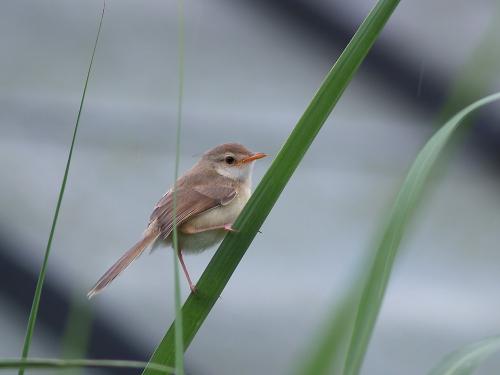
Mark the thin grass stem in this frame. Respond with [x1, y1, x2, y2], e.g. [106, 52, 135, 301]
[18, 3, 105, 374]
[171, 0, 185, 374]
[1, 358, 173, 373]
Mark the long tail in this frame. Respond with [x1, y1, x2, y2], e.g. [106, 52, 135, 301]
[87, 229, 158, 299]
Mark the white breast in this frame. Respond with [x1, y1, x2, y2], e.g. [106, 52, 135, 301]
[177, 186, 251, 252]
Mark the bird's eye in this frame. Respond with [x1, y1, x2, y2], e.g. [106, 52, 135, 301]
[225, 156, 235, 165]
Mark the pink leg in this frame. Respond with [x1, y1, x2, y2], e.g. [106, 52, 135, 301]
[177, 249, 197, 293]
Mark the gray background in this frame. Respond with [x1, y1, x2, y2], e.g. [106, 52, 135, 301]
[1, 0, 500, 374]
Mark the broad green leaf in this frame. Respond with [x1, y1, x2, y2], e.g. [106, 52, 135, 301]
[342, 92, 500, 375]
[142, 0, 401, 373]
[428, 335, 500, 375]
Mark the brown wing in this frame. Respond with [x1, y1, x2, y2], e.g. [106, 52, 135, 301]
[149, 185, 237, 239]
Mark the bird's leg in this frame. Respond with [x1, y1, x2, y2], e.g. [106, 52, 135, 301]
[180, 222, 238, 234]
[177, 248, 197, 293]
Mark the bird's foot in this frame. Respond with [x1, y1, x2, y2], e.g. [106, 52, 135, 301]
[224, 224, 238, 232]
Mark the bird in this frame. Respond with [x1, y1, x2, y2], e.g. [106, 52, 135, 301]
[87, 143, 267, 298]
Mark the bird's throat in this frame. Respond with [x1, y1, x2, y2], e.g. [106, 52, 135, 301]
[216, 163, 254, 184]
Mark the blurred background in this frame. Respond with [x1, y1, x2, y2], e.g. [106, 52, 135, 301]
[1, 0, 500, 374]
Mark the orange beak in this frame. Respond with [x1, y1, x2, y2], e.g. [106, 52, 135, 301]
[239, 152, 267, 164]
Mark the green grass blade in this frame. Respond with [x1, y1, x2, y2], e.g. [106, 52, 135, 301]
[0, 358, 172, 373]
[342, 92, 500, 375]
[171, 0, 185, 373]
[142, 0, 400, 372]
[18, 3, 105, 373]
[428, 335, 500, 375]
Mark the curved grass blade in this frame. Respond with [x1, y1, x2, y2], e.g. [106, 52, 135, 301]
[142, 0, 401, 372]
[428, 335, 500, 375]
[171, 0, 186, 373]
[0, 358, 173, 373]
[18, 3, 105, 374]
[342, 92, 500, 375]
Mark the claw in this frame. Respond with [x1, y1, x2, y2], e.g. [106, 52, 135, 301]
[224, 224, 238, 232]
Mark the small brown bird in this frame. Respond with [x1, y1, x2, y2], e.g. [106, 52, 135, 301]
[87, 143, 267, 298]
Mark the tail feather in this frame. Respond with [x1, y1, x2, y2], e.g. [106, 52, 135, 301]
[87, 230, 158, 299]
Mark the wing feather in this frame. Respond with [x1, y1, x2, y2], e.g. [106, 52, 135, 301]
[150, 185, 236, 239]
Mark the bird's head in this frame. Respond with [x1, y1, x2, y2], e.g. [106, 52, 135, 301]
[200, 143, 267, 182]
